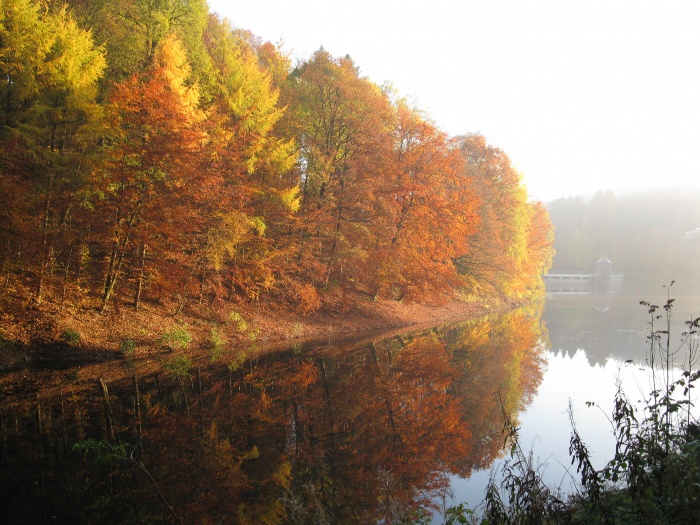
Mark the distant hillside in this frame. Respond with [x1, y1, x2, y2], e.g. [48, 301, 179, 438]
[547, 189, 700, 295]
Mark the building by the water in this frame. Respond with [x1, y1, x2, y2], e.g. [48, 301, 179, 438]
[544, 257, 624, 294]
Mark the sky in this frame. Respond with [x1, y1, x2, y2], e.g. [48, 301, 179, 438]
[206, 0, 700, 202]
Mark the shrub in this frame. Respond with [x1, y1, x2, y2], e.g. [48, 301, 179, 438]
[228, 311, 248, 332]
[210, 326, 226, 361]
[159, 325, 193, 351]
[119, 338, 135, 356]
[478, 287, 700, 524]
[294, 283, 321, 316]
[227, 348, 247, 372]
[59, 329, 81, 345]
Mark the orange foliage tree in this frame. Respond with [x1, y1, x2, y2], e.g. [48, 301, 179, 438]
[0, 2, 554, 322]
[92, 33, 204, 312]
[367, 103, 479, 302]
[455, 134, 553, 298]
[288, 49, 394, 294]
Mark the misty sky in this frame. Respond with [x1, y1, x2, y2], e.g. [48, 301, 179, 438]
[206, 0, 700, 203]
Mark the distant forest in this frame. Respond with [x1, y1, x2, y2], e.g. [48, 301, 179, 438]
[547, 189, 700, 294]
[0, 0, 553, 318]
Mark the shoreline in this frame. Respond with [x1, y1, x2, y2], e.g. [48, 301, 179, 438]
[0, 292, 527, 394]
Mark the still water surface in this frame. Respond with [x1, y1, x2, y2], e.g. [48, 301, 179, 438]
[449, 293, 700, 515]
[1, 293, 698, 523]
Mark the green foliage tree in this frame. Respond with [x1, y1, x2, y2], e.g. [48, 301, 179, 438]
[64, 0, 211, 85]
[0, 0, 105, 303]
[289, 48, 395, 291]
[197, 15, 298, 302]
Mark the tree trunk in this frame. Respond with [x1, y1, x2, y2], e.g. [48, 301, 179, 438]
[58, 246, 73, 315]
[133, 374, 142, 447]
[98, 378, 115, 442]
[59, 386, 68, 454]
[1, 403, 7, 465]
[37, 171, 56, 304]
[133, 244, 146, 309]
[100, 246, 125, 314]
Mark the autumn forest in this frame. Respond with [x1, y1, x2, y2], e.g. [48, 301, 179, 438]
[0, 0, 553, 334]
[0, 1, 563, 523]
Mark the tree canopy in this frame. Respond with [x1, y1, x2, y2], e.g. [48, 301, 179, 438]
[0, 0, 553, 317]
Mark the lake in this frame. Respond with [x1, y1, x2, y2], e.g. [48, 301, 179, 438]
[1, 292, 698, 523]
[448, 292, 700, 516]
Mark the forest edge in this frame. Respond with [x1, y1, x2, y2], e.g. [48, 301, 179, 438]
[0, 291, 528, 389]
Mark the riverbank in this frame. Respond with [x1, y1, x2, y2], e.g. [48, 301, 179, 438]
[0, 290, 524, 380]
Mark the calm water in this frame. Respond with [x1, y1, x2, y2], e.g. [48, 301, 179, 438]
[1, 293, 698, 523]
[447, 293, 700, 515]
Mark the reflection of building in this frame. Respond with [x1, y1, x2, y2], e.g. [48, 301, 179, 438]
[544, 257, 624, 294]
[685, 227, 700, 239]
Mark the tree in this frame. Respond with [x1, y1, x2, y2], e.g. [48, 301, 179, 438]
[93, 33, 203, 312]
[196, 15, 298, 304]
[65, 0, 211, 80]
[367, 102, 477, 302]
[289, 49, 394, 291]
[455, 134, 552, 298]
[0, 0, 50, 290]
[521, 201, 555, 293]
[548, 189, 700, 294]
[0, 0, 106, 303]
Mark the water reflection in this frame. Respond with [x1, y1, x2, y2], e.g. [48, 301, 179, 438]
[544, 294, 700, 366]
[449, 293, 700, 512]
[0, 306, 547, 524]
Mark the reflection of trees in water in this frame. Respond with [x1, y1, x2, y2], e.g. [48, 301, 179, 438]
[0, 307, 546, 523]
[544, 294, 700, 366]
[446, 306, 548, 472]
[544, 295, 643, 366]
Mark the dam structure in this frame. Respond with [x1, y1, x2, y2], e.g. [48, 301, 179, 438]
[544, 257, 624, 294]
